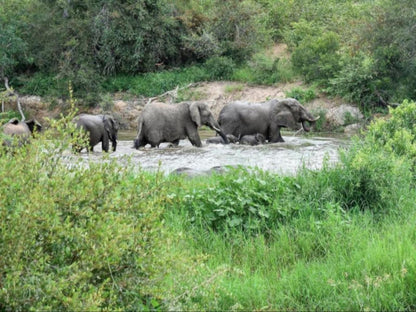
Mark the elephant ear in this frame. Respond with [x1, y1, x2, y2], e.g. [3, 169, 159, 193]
[9, 118, 20, 125]
[103, 116, 112, 134]
[189, 102, 202, 127]
[274, 110, 300, 130]
[25, 119, 42, 133]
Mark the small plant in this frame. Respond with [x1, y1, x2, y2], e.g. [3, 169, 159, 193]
[203, 56, 236, 80]
[98, 93, 114, 112]
[224, 84, 244, 93]
[310, 108, 327, 132]
[177, 88, 205, 102]
[286, 86, 317, 103]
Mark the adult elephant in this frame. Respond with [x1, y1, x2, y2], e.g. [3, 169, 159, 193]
[73, 114, 118, 152]
[133, 101, 229, 148]
[218, 98, 319, 143]
[1, 118, 42, 147]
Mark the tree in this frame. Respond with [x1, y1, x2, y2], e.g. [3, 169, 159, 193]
[0, 10, 29, 118]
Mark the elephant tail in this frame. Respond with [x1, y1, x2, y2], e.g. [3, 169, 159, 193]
[133, 116, 144, 149]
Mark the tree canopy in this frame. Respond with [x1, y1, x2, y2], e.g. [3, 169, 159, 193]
[0, 0, 415, 108]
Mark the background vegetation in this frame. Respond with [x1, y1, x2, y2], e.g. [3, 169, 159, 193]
[1, 0, 415, 109]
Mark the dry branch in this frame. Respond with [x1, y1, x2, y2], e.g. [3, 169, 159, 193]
[146, 83, 200, 106]
[3, 77, 25, 121]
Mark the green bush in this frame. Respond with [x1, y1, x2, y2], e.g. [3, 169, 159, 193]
[365, 99, 416, 162]
[291, 31, 341, 84]
[0, 112, 170, 310]
[327, 54, 383, 108]
[203, 56, 236, 80]
[0, 111, 21, 125]
[181, 167, 296, 233]
[285, 86, 317, 103]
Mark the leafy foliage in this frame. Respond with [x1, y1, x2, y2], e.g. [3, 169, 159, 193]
[291, 31, 341, 84]
[285, 86, 317, 103]
[0, 101, 171, 310]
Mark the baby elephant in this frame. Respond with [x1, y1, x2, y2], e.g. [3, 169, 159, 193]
[239, 133, 266, 146]
[206, 134, 238, 144]
[72, 114, 118, 153]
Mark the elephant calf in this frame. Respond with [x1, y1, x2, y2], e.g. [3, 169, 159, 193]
[206, 134, 238, 144]
[1, 118, 42, 147]
[72, 114, 118, 153]
[239, 133, 266, 146]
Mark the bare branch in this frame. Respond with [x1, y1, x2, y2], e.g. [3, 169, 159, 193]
[3, 77, 25, 121]
[146, 83, 200, 106]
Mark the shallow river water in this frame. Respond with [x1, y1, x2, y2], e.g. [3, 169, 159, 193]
[72, 130, 349, 176]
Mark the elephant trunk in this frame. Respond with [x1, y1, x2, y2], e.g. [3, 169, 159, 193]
[301, 115, 320, 132]
[209, 119, 229, 144]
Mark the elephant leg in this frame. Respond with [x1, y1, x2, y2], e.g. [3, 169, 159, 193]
[134, 137, 148, 149]
[187, 132, 202, 147]
[269, 126, 285, 143]
[102, 138, 109, 152]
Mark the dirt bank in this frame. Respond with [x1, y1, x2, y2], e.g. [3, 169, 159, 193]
[4, 80, 363, 133]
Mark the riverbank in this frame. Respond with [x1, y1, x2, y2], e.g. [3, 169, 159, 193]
[9, 80, 365, 135]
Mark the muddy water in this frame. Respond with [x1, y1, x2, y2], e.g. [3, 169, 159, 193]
[74, 130, 349, 175]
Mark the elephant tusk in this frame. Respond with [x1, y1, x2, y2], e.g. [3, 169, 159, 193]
[212, 126, 222, 132]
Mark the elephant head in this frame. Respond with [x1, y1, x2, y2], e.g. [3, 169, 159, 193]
[189, 102, 229, 144]
[255, 133, 266, 144]
[274, 98, 319, 132]
[102, 115, 119, 151]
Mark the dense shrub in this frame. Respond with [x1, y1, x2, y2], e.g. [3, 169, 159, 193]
[365, 100, 416, 162]
[0, 113, 171, 310]
[291, 31, 341, 84]
[203, 56, 236, 80]
[327, 53, 388, 109]
[181, 167, 296, 233]
[285, 86, 317, 103]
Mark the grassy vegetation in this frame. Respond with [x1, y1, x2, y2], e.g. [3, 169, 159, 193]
[1, 95, 416, 309]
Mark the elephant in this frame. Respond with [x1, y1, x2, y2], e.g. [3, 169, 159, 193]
[239, 133, 266, 146]
[72, 114, 118, 152]
[206, 134, 238, 144]
[1, 118, 42, 147]
[133, 101, 229, 148]
[218, 98, 319, 143]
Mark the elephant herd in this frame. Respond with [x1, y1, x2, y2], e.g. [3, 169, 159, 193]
[1, 98, 319, 152]
[133, 98, 319, 148]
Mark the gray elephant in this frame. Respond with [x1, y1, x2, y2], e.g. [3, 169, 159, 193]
[1, 118, 42, 147]
[73, 114, 118, 152]
[206, 134, 238, 144]
[133, 101, 229, 148]
[218, 98, 319, 143]
[239, 133, 266, 145]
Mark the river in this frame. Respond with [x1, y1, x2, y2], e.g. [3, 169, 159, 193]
[71, 130, 349, 176]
